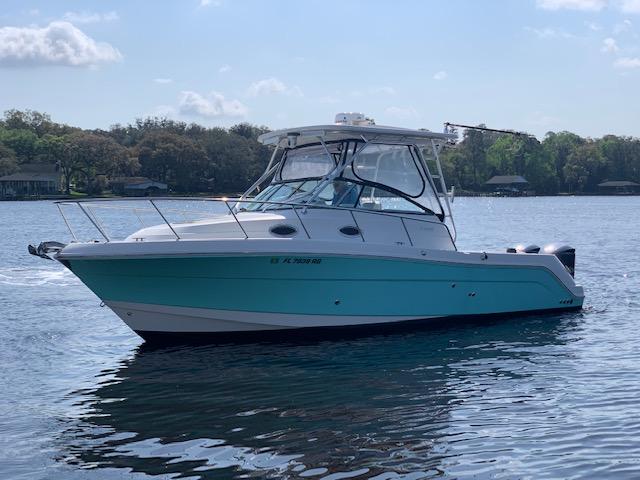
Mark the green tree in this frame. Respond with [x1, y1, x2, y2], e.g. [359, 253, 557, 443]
[598, 135, 640, 183]
[486, 135, 556, 193]
[137, 132, 208, 192]
[0, 144, 18, 176]
[542, 131, 585, 190]
[563, 142, 606, 193]
[65, 132, 130, 194]
[0, 128, 40, 163]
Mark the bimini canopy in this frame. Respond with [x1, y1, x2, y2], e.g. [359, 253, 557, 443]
[258, 124, 457, 148]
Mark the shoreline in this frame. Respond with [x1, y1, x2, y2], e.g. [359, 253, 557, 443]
[2, 192, 639, 201]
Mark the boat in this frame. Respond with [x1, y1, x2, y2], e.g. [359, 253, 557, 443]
[29, 113, 584, 341]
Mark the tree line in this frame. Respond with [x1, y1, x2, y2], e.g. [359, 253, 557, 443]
[0, 110, 271, 195]
[0, 109, 639, 195]
[441, 126, 640, 194]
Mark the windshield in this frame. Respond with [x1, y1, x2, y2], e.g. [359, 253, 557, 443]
[279, 144, 339, 181]
[351, 144, 424, 197]
[242, 141, 443, 216]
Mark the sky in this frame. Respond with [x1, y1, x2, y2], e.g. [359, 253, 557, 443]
[1, 0, 639, 139]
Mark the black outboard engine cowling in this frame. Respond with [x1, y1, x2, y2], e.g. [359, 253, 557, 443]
[543, 244, 576, 277]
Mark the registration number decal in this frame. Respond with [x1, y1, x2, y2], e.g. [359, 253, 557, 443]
[270, 257, 322, 265]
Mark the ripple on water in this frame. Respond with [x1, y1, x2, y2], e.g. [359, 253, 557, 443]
[1, 198, 640, 479]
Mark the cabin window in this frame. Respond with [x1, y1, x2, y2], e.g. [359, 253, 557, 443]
[358, 186, 425, 213]
[351, 144, 425, 198]
[280, 145, 338, 181]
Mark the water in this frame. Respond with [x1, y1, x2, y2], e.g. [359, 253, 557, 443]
[0, 197, 638, 479]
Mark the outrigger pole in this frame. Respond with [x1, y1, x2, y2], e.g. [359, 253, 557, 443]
[444, 122, 534, 138]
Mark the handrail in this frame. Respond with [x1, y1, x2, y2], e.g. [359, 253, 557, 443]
[54, 196, 441, 222]
[55, 196, 450, 247]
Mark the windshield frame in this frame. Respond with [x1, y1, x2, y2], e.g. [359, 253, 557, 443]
[248, 139, 444, 218]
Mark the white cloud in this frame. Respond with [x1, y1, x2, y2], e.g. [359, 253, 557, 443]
[601, 37, 620, 52]
[0, 21, 122, 67]
[527, 111, 561, 127]
[178, 90, 247, 117]
[153, 78, 173, 84]
[613, 19, 632, 34]
[384, 106, 419, 120]
[218, 64, 231, 73]
[614, 56, 640, 67]
[536, 0, 607, 11]
[144, 105, 177, 118]
[620, 0, 640, 13]
[247, 77, 286, 96]
[585, 21, 602, 31]
[433, 70, 448, 80]
[200, 0, 222, 7]
[247, 77, 302, 97]
[62, 11, 119, 24]
[537, 0, 640, 13]
[371, 86, 396, 95]
[525, 26, 575, 39]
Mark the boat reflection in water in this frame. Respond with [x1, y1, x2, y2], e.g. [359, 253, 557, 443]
[59, 314, 580, 479]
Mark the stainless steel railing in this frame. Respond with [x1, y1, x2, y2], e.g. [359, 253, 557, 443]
[54, 197, 450, 246]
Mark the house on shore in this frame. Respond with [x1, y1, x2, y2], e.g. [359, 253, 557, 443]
[485, 175, 529, 196]
[110, 177, 168, 196]
[597, 180, 640, 195]
[0, 164, 62, 199]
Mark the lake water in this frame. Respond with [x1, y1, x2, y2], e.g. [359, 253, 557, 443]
[1, 197, 638, 479]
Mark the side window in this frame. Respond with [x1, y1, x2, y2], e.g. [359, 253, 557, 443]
[313, 180, 361, 207]
[280, 145, 337, 180]
[352, 144, 424, 197]
[358, 186, 424, 213]
[267, 182, 302, 202]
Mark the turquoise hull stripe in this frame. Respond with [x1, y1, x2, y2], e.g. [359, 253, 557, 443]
[69, 255, 579, 317]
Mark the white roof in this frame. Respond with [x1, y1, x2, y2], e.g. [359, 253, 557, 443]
[258, 124, 457, 147]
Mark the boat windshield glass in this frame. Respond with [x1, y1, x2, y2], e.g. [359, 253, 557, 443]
[279, 144, 339, 181]
[242, 141, 443, 216]
[350, 144, 424, 197]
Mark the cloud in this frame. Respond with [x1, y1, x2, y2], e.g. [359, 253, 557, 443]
[525, 26, 575, 39]
[537, 0, 640, 13]
[218, 64, 231, 73]
[601, 37, 620, 52]
[613, 19, 632, 34]
[384, 106, 419, 120]
[585, 21, 602, 31]
[153, 78, 173, 84]
[178, 90, 247, 117]
[433, 70, 448, 80]
[62, 11, 119, 24]
[536, 0, 607, 11]
[614, 56, 640, 67]
[145, 105, 177, 118]
[247, 77, 302, 97]
[527, 112, 561, 127]
[620, 0, 640, 13]
[371, 86, 396, 95]
[247, 77, 286, 96]
[0, 21, 122, 67]
[200, 0, 222, 7]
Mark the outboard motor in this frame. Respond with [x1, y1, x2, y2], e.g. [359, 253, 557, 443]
[507, 244, 540, 254]
[543, 244, 576, 277]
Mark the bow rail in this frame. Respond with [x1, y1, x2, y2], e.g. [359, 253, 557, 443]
[54, 196, 453, 247]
